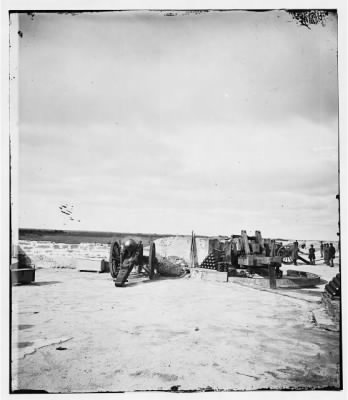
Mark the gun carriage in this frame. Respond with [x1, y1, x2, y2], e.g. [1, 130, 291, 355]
[109, 238, 157, 287]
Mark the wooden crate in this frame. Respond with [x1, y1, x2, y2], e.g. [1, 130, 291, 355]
[77, 258, 106, 273]
[11, 268, 35, 285]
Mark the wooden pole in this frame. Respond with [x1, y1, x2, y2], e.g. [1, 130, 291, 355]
[268, 264, 277, 289]
[190, 231, 199, 268]
[241, 230, 250, 255]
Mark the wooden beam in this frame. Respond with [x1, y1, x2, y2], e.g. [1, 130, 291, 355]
[268, 264, 277, 289]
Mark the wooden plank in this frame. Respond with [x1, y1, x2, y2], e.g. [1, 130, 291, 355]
[224, 242, 232, 263]
[241, 230, 250, 255]
[254, 255, 282, 265]
[268, 265, 277, 289]
[251, 243, 260, 253]
[255, 230, 263, 244]
[238, 255, 254, 266]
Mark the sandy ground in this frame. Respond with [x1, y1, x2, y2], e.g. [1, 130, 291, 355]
[11, 260, 341, 393]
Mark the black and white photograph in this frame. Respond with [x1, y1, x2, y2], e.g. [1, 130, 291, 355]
[3, 4, 347, 396]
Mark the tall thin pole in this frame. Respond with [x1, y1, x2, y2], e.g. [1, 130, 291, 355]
[190, 231, 198, 268]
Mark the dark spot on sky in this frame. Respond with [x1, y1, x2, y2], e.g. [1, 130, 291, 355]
[18, 30, 23, 38]
[59, 203, 81, 223]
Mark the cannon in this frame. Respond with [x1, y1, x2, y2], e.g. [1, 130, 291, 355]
[199, 230, 284, 278]
[276, 244, 310, 265]
[109, 238, 157, 287]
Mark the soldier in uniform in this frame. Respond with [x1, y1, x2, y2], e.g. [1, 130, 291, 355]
[328, 243, 336, 268]
[323, 243, 330, 266]
[292, 242, 299, 266]
[308, 244, 316, 265]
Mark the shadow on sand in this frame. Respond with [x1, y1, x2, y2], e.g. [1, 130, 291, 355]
[282, 278, 328, 297]
[120, 273, 189, 288]
[24, 281, 61, 287]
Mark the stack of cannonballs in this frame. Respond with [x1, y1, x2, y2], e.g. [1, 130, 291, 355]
[200, 251, 219, 270]
[325, 273, 341, 298]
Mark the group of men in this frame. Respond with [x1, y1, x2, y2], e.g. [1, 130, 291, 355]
[292, 241, 336, 267]
[320, 242, 336, 267]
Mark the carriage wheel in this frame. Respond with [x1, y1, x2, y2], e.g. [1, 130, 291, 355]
[109, 240, 121, 279]
[277, 246, 294, 265]
[148, 242, 156, 279]
[282, 255, 294, 265]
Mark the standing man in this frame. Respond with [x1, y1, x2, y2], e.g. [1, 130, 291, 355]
[308, 244, 316, 265]
[320, 241, 324, 258]
[324, 244, 330, 266]
[329, 243, 336, 268]
[292, 242, 299, 266]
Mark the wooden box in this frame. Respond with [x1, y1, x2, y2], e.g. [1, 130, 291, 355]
[11, 268, 35, 285]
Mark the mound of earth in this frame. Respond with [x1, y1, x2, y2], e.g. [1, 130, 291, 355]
[156, 255, 189, 277]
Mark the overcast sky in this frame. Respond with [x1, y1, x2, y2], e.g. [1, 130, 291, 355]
[14, 10, 339, 240]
